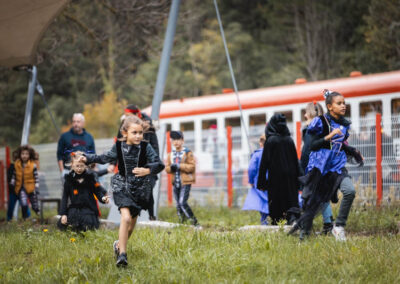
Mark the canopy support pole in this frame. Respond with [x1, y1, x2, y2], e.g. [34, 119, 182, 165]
[21, 65, 37, 145]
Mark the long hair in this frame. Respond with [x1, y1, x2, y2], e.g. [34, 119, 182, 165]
[15, 145, 36, 161]
[305, 102, 324, 119]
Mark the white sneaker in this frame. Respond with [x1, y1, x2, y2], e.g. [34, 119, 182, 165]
[332, 225, 346, 241]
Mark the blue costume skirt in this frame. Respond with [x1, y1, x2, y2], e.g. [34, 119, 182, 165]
[242, 187, 269, 214]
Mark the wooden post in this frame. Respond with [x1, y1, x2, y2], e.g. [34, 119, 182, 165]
[226, 126, 233, 208]
[166, 131, 173, 207]
[296, 121, 302, 159]
[375, 113, 383, 207]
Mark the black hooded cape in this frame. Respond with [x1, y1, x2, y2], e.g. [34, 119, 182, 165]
[257, 113, 300, 224]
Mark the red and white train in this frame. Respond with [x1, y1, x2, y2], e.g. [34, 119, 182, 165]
[144, 70, 400, 168]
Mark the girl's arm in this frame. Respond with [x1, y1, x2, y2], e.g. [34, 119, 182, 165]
[85, 144, 118, 165]
[179, 151, 195, 174]
[144, 144, 165, 175]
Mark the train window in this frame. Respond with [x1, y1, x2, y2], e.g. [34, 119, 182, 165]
[249, 113, 266, 126]
[249, 114, 266, 148]
[180, 121, 194, 131]
[345, 104, 351, 118]
[391, 99, 400, 139]
[360, 101, 382, 117]
[165, 123, 171, 132]
[202, 119, 218, 152]
[225, 117, 241, 149]
[202, 119, 217, 130]
[180, 121, 195, 150]
[392, 99, 400, 114]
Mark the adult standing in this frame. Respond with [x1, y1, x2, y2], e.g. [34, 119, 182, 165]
[57, 113, 96, 179]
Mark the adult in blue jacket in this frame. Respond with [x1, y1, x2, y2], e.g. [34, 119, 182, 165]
[57, 113, 96, 177]
[242, 135, 269, 225]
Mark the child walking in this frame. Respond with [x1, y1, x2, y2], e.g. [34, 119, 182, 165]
[166, 131, 198, 226]
[290, 90, 363, 241]
[58, 151, 109, 231]
[9, 145, 40, 219]
[80, 115, 164, 266]
[300, 102, 334, 234]
[242, 135, 269, 225]
[257, 114, 301, 225]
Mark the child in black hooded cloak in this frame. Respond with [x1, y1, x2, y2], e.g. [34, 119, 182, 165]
[257, 113, 300, 225]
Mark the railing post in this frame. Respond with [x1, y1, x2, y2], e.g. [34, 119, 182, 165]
[166, 131, 173, 207]
[226, 126, 233, 208]
[375, 113, 383, 207]
[0, 161, 4, 210]
[296, 121, 302, 159]
[5, 146, 10, 205]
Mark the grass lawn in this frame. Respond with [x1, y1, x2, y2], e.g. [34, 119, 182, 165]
[0, 206, 399, 283]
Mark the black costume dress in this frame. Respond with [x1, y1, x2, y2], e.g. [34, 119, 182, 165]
[58, 171, 107, 231]
[257, 113, 300, 225]
[85, 141, 164, 218]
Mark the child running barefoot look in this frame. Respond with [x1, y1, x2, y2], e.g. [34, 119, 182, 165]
[166, 131, 198, 225]
[290, 90, 363, 241]
[80, 116, 164, 267]
[9, 145, 40, 219]
[58, 152, 109, 231]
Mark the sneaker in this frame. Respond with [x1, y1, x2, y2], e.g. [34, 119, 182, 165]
[332, 225, 346, 241]
[322, 223, 333, 235]
[116, 253, 128, 267]
[113, 240, 119, 259]
[261, 220, 268, 226]
[190, 217, 199, 227]
[149, 216, 157, 221]
[288, 222, 300, 235]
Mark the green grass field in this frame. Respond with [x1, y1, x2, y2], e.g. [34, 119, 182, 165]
[1, 206, 399, 283]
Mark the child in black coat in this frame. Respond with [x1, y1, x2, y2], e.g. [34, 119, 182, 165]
[58, 152, 109, 231]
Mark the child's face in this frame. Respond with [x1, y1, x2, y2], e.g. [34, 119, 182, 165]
[124, 123, 144, 145]
[72, 161, 86, 175]
[172, 139, 184, 150]
[20, 150, 30, 162]
[327, 95, 346, 117]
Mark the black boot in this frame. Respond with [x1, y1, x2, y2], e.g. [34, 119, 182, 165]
[322, 223, 333, 235]
[116, 253, 128, 267]
[190, 217, 199, 226]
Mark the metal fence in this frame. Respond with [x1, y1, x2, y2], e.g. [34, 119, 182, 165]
[0, 114, 399, 209]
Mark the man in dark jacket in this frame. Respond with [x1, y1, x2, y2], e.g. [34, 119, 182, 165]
[57, 113, 96, 177]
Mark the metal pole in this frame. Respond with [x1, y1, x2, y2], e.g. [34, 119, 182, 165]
[150, 0, 181, 122]
[213, 0, 252, 154]
[21, 65, 37, 145]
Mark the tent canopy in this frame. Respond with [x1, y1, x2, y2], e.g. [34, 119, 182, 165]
[0, 0, 68, 68]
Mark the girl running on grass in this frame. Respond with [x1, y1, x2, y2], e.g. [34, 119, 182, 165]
[289, 90, 363, 241]
[58, 151, 109, 231]
[300, 102, 334, 235]
[80, 115, 164, 267]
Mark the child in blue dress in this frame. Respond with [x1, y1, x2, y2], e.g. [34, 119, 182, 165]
[290, 90, 363, 241]
[242, 135, 269, 225]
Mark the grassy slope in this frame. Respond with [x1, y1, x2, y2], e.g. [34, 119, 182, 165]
[0, 206, 399, 283]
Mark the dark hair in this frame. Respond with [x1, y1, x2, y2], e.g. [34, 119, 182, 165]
[323, 89, 343, 108]
[15, 145, 36, 161]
